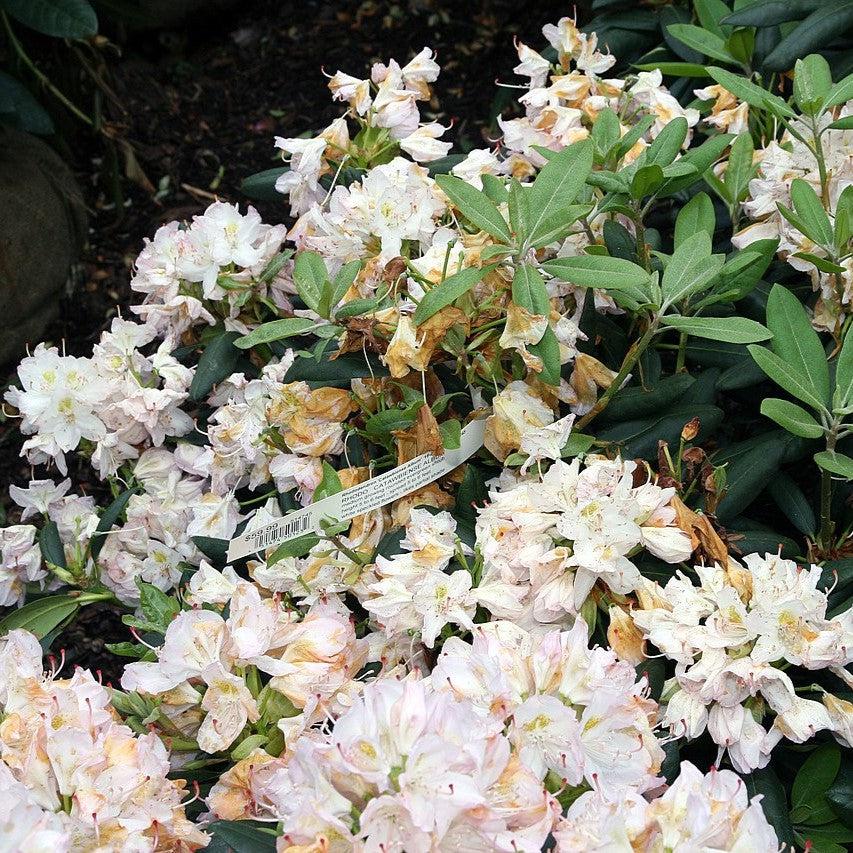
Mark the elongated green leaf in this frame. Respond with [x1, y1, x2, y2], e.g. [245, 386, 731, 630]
[527, 204, 591, 249]
[39, 521, 66, 569]
[794, 54, 833, 114]
[828, 116, 853, 130]
[767, 471, 816, 535]
[725, 133, 755, 202]
[707, 66, 795, 117]
[630, 164, 664, 199]
[815, 450, 853, 479]
[790, 178, 834, 247]
[674, 192, 715, 248]
[722, 0, 822, 27]
[634, 61, 711, 77]
[414, 265, 487, 325]
[241, 167, 288, 202]
[646, 117, 689, 167]
[660, 315, 771, 343]
[826, 761, 853, 825]
[90, 489, 135, 560]
[667, 23, 735, 62]
[660, 133, 734, 197]
[835, 326, 853, 409]
[293, 251, 328, 315]
[138, 580, 180, 629]
[206, 820, 278, 853]
[435, 174, 512, 243]
[1, 0, 97, 38]
[716, 433, 790, 521]
[825, 73, 853, 110]
[511, 263, 550, 315]
[235, 318, 317, 349]
[329, 259, 362, 309]
[188, 331, 241, 401]
[763, 1, 853, 73]
[749, 345, 828, 412]
[765, 283, 831, 407]
[542, 255, 652, 294]
[527, 139, 594, 247]
[761, 397, 824, 438]
[0, 595, 79, 639]
[740, 767, 797, 849]
[507, 179, 530, 241]
[0, 71, 53, 134]
[661, 231, 724, 305]
[528, 325, 561, 385]
[793, 745, 842, 810]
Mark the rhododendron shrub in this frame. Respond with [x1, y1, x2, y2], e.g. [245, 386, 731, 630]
[1, 7, 853, 852]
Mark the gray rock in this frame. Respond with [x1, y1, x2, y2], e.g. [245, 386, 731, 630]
[0, 126, 87, 365]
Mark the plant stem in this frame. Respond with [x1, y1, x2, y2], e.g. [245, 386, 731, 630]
[1, 13, 94, 127]
[576, 316, 660, 429]
[675, 331, 688, 373]
[819, 424, 839, 550]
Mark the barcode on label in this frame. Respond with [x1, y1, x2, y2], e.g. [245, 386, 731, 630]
[246, 513, 312, 552]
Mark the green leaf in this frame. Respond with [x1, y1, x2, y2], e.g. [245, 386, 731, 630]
[706, 66, 795, 117]
[725, 132, 755, 202]
[284, 350, 388, 385]
[646, 117, 689, 167]
[1, 0, 97, 38]
[674, 192, 715, 248]
[760, 397, 824, 438]
[836, 326, 853, 410]
[313, 461, 343, 502]
[630, 164, 665, 199]
[660, 133, 735, 197]
[511, 263, 550, 315]
[660, 315, 772, 343]
[293, 251, 328, 315]
[792, 253, 846, 275]
[695, 0, 733, 36]
[527, 139, 594, 248]
[39, 520, 66, 569]
[241, 167, 288, 203]
[267, 534, 320, 563]
[439, 419, 461, 450]
[611, 115, 655, 162]
[824, 72, 853, 111]
[765, 283, 831, 407]
[722, 0, 823, 27]
[480, 174, 508, 205]
[590, 107, 621, 156]
[507, 179, 531, 242]
[542, 255, 652, 295]
[667, 23, 735, 62]
[794, 54, 834, 114]
[434, 174, 512, 243]
[828, 115, 853, 130]
[835, 185, 853, 248]
[414, 265, 487, 325]
[329, 259, 362, 310]
[137, 581, 180, 629]
[235, 317, 318, 349]
[90, 489, 135, 561]
[763, 1, 853, 73]
[206, 820, 278, 853]
[713, 240, 778, 302]
[740, 767, 796, 849]
[767, 471, 816, 535]
[598, 374, 696, 424]
[789, 178, 834, 247]
[826, 760, 853, 825]
[586, 171, 628, 194]
[815, 450, 853, 479]
[715, 432, 789, 521]
[661, 231, 724, 306]
[749, 345, 828, 412]
[188, 331, 241, 401]
[364, 405, 419, 444]
[633, 61, 711, 77]
[527, 204, 592, 249]
[0, 594, 79, 639]
[0, 71, 53, 134]
[528, 325, 561, 386]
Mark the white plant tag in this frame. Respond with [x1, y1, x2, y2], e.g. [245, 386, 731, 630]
[226, 418, 486, 562]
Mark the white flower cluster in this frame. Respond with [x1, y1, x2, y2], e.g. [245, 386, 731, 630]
[0, 630, 206, 851]
[633, 553, 853, 771]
